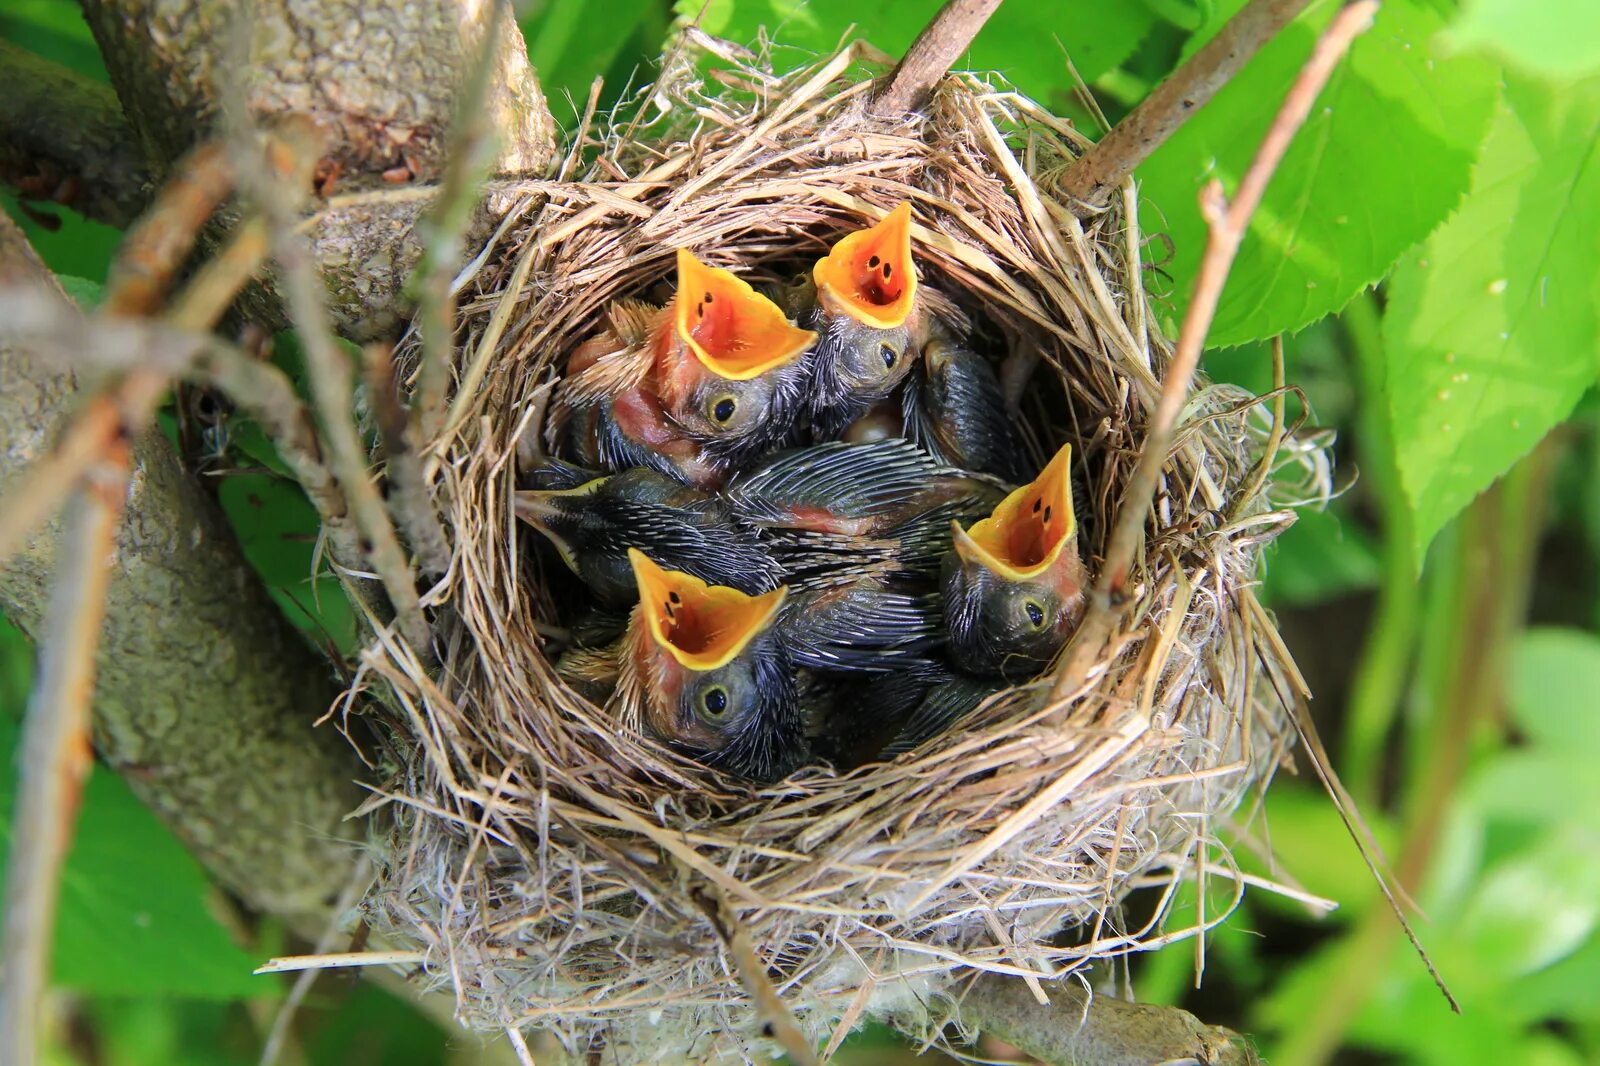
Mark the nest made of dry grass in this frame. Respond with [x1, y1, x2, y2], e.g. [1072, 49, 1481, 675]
[354, 40, 1332, 1064]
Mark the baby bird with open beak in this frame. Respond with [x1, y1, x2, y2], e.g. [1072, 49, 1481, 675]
[618, 549, 806, 783]
[942, 443, 1087, 680]
[798, 203, 926, 438]
[554, 250, 816, 487]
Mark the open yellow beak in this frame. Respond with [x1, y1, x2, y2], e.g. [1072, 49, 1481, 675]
[628, 548, 788, 671]
[812, 201, 918, 329]
[952, 444, 1076, 581]
[672, 249, 816, 381]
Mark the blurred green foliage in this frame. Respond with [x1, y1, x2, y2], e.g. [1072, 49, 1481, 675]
[4, 0, 1599, 1063]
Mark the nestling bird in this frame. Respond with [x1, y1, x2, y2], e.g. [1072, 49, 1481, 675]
[553, 251, 816, 486]
[652, 248, 817, 465]
[903, 325, 1029, 483]
[942, 443, 1087, 680]
[799, 203, 927, 437]
[617, 548, 806, 782]
[726, 438, 1004, 584]
[515, 467, 782, 611]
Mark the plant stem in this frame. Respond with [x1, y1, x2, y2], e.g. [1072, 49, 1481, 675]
[1051, 0, 1379, 703]
[1340, 291, 1421, 804]
[1059, 0, 1316, 207]
[0, 480, 125, 1066]
[1271, 443, 1555, 1065]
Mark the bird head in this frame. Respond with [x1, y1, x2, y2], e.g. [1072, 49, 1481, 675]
[655, 249, 816, 442]
[626, 548, 805, 781]
[943, 444, 1086, 678]
[809, 203, 921, 405]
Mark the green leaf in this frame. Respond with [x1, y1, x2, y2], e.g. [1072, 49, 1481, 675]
[687, 0, 1155, 93]
[1139, 0, 1499, 347]
[1508, 627, 1600, 754]
[524, 0, 668, 122]
[1448, 0, 1600, 81]
[1385, 77, 1600, 556]
[1454, 826, 1600, 979]
[0, 717, 269, 999]
[215, 474, 358, 655]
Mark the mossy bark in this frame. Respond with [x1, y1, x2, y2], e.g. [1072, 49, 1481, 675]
[961, 972, 1260, 1066]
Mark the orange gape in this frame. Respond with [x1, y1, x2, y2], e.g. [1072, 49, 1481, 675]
[812, 201, 918, 329]
[663, 248, 815, 381]
[954, 444, 1076, 581]
[628, 548, 788, 671]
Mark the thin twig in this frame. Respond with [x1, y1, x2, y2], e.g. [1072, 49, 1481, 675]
[243, 125, 434, 653]
[868, 0, 1002, 118]
[104, 141, 235, 316]
[0, 144, 246, 565]
[366, 342, 450, 577]
[259, 858, 373, 1066]
[694, 888, 820, 1066]
[1060, 0, 1316, 206]
[1051, 0, 1378, 703]
[253, 950, 427, 975]
[0, 465, 129, 1066]
[412, 7, 505, 446]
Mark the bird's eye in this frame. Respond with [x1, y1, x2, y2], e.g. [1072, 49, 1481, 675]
[698, 685, 731, 723]
[710, 395, 738, 424]
[880, 343, 897, 369]
[1022, 598, 1047, 630]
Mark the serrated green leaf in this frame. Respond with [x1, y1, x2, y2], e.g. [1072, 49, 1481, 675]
[1448, 0, 1600, 81]
[1385, 78, 1600, 557]
[0, 717, 269, 999]
[1139, 0, 1498, 347]
[690, 0, 1155, 93]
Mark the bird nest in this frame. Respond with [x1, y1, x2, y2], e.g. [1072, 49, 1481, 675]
[355, 42, 1327, 1063]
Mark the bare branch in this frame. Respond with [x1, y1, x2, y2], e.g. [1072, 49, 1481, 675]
[412, 9, 507, 446]
[365, 343, 450, 577]
[1051, 1, 1379, 702]
[1060, 0, 1316, 207]
[869, 0, 1002, 118]
[0, 39, 151, 227]
[0, 474, 127, 1066]
[959, 973, 1259, 1066]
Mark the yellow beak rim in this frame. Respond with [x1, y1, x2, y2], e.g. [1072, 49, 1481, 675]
[812, 201, 918, 330]
[672, 249, 816, 381]
[514, 479, 609, 574]
[952, 444, 1076, 582]
[628, 548, 788, 671]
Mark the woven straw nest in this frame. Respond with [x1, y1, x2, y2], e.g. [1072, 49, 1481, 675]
[357, 41, 1331, 1064]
